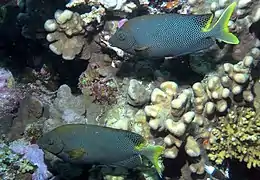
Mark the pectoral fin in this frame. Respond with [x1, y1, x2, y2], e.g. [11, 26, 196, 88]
[134, 46, 149, 52]
[134, 46, 150, 57]
[66, 148, 87, 160]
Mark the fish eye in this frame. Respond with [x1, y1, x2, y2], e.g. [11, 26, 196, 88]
[48, 139, 54, 145]
[116, 31, 126, 41]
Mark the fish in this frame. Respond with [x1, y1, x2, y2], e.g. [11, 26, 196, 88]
[37, 124, 165, 177]
[108, 2, 239, 58]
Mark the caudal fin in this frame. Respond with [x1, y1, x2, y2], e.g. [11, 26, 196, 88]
[141, 145, 165, 178]
[203, 2, 239, 44]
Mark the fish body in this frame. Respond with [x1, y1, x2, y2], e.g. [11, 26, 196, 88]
[109, 2, 239, 58]
[37, 124, 164, 177]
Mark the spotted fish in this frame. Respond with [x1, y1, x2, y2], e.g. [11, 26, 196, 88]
[108, 2, 239, 58]
[37, 124, 165, 177]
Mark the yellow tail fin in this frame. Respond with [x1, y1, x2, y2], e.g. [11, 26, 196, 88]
[202, 2, 239, 44]
[140, 144, 165, 177]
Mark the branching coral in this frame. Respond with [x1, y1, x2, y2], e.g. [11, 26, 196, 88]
[78, 62, 118, 105]
[66, 0, 137, 13]
[80, 6, 106, 24]
[207, 107, 260, 169]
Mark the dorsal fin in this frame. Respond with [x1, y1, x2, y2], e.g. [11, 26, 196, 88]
[125, 131, 145, 145]
[195, 13, 214, 29]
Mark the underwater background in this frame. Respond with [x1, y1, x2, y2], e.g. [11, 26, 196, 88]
[0, 0, 260, 179]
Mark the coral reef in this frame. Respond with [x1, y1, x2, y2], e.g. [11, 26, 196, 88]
[0, 68, 17, 118]
[0, 142, 34, 180]
[143, 81, 205, 174]
[17, 0, 66, 39]
[1, 0, 260, 179]
[43, 84, 87, 132]
[0, 139, 50, 180]
[66, 0, 137, 13]
[207, 107, 260, 169]
[44, 10, 87, 60]
[80, 5, 106, 24]
[78, 58, 118, 105]
[6, 95, 45, 141]
[127, 79, 151, 106]
[142, 43, 259, 175]
[103, 98, 136, 130]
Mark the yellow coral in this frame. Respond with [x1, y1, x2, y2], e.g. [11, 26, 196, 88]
[208, 107, 260, 169]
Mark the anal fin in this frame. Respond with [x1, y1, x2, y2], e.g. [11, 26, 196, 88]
[190, 37, 215, 54]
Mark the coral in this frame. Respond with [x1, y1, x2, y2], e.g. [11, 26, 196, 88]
[66, 0, 87, 8]
[24, 123, 43, 143]
[6, 95, 45, 141]
[100, 0, 137, 13]
[185, 136, 201, 157]
[44, 9, 87, 60]
[17, 0, 66, 39]
[0, 68, 17, 118]
[100, 38, 125, 57]
[189, 49, 258, 129]
[0, 143, 34, 180]
[0, 68, 25, 129]
[141, 44, 259, 175]
[127, 79, 151, 106]
[207, 107, 260, 169]
[144, 81, 201, 161]
[54, 84, 86, 115]
[80, 6, 106, 24]
[188, 157, 205, 175]
[130, 109, 152, 140]
[0, 139, 50, 180]
[160, 0, 181, 12]
[103, 99, 135, 130]
[144, 81, 191, 131]
[78, 61, 118, 105]
[144, 55, 256, 156]
[11, 0, 260, 179]
[67, 0, 137, 13]
[89, 80, 118, 104]
[43, 84, 87, 133]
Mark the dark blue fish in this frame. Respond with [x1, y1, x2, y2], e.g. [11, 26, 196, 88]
[37, 124, 165, 177]
[109, 2, 239, 58]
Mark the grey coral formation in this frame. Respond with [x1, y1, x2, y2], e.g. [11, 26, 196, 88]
[44, 9, 86, 60]
[43, 84, 87, 133]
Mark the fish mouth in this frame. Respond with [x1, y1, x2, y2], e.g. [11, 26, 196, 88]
[37, 137, 65, 155]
